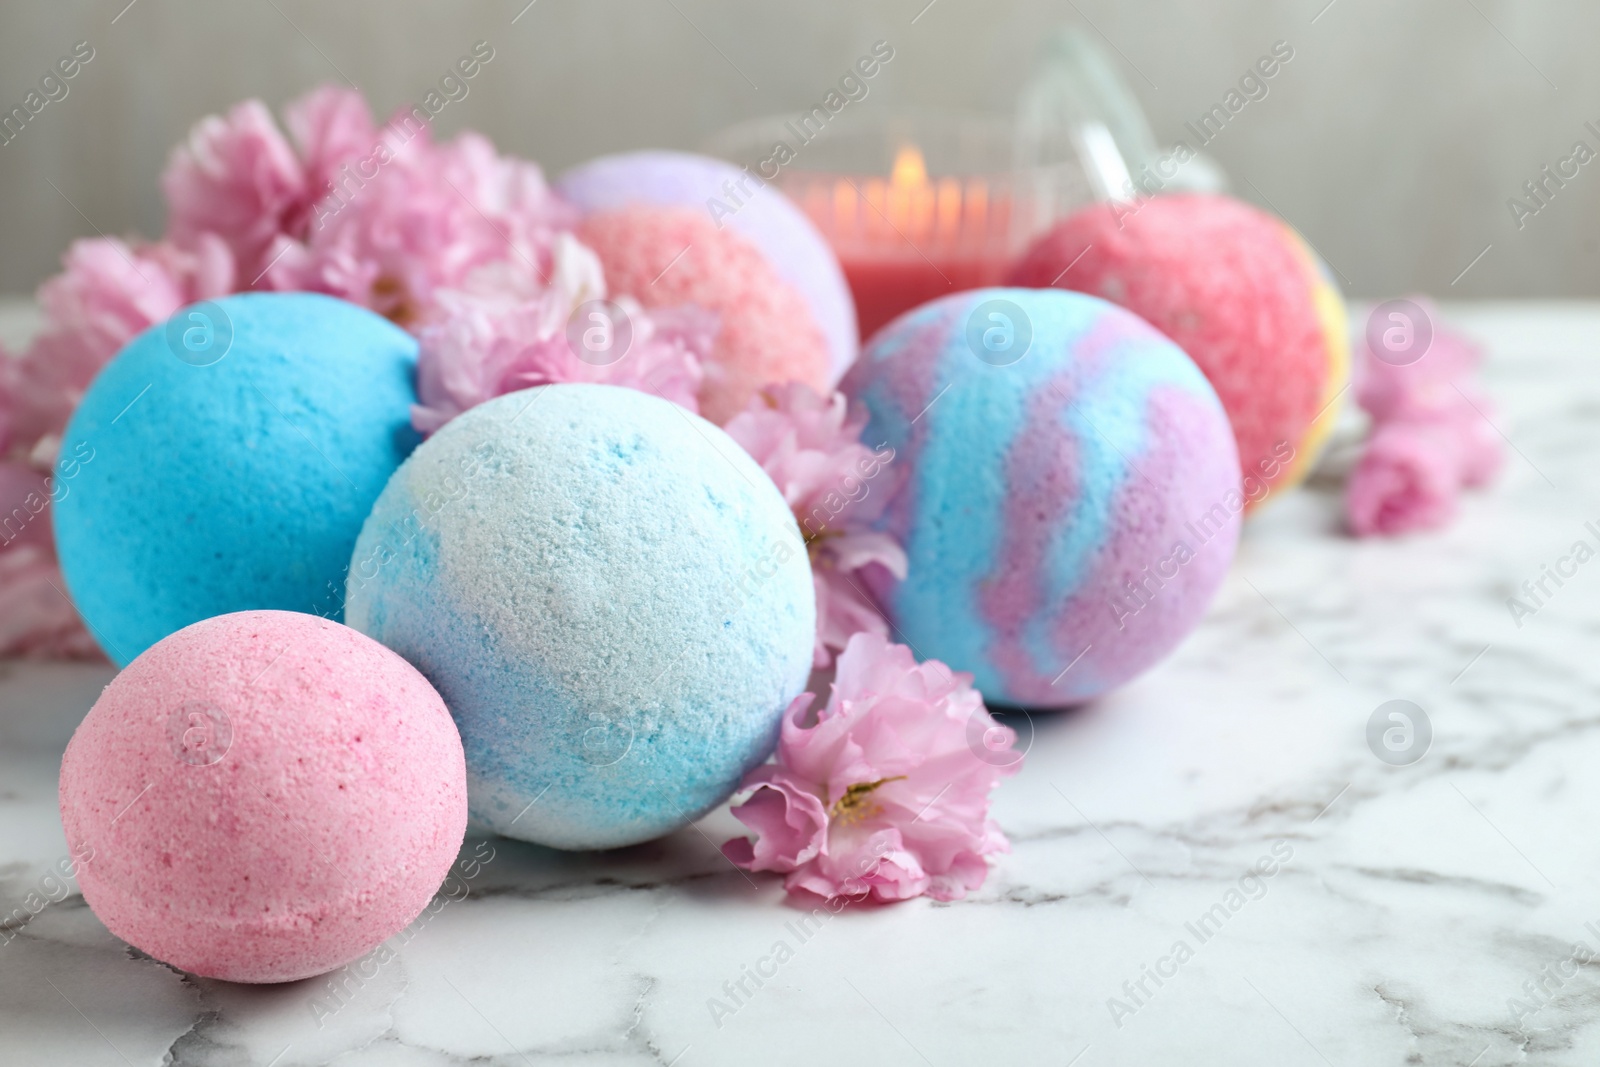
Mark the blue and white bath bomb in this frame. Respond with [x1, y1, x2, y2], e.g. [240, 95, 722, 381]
[54, 292, 420, 666]
[345, 383, 814, 850]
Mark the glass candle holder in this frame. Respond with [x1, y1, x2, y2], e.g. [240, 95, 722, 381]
[704, 108, 1100, 341]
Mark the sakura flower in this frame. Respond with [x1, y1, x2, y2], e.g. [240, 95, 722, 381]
[266, 116, 576, 327]
[1346, 303, 1505, 538]
[282, 85, 379, 201]
[1356, 298, 1487, 424]
[0, 459, 97, 659]
[723, 632, 1019, 903]
[0, 544, 99, 659]
[0, 231, 235, 659]
[411, 234, 714, 434]
[162, 99, 311, 281]
[5, 84, 603, 661]
[9, 235, 234, 452]
[0, 353, 15, 459]
[1345, 419, 1464, 536]
[0, 462, 51, 550]
[1452, 387, 1505, 489]
[723, 383, 906, 667]
[160, 84, 577, 324]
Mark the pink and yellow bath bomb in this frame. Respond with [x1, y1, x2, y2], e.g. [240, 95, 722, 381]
[1009, 194, 1349, 505]
[58, 610, 467, 983]
[577, 204, 833, 423]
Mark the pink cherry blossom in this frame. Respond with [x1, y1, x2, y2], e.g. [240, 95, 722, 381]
[9, 235, 235, 453]
[1357, 299, 1486, 423]
[723, 632, 1019, 903]
[1346, 305, 1504, 538]
[160, 84, 576, 325]
[0, 352, 15, 459]
[265, 116, 576, 328]
[282, 85, 379, 202]
[1452, 386, 1505, 488]
[3, 83, 710, 661]
[723, 383, 906, 667]
[0, 232, 235, 658]
[411, 235, 714, 434]
[162, 99, 311, 282]
[0, 462, 51, 550]
[0, 460, 97, 658]
[1345, 418, 1465, 536]
[0, 544, 100, 659]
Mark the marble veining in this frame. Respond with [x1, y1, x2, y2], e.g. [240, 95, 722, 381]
[3, 302, 1600, 1065]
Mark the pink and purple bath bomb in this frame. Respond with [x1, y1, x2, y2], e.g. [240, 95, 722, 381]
[58, 610, 467, 983]
[1008, 194, 1349, 505]
[840, 287, 1241, 707]
[559, 151, 853, 422]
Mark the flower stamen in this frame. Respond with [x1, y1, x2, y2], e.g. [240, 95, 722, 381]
[829, 775, 907, 825]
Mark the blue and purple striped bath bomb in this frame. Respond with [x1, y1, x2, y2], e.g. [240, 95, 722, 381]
[840, 288, 1241, 707]
[346, 384, 815, 850]
[53, 292, 421, 665]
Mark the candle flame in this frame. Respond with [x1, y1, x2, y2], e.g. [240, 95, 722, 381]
[890, 144, 928, 189]
[819, 141, 1010, 256]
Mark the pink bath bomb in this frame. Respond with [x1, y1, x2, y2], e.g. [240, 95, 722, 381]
[1009, 194, 1349, 506]
[577, 203, 833, 423]
[58, 610, 467, 983]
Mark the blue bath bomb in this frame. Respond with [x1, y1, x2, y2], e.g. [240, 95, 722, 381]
[54, 292, 420, 666]
[345, 384, 814, 850]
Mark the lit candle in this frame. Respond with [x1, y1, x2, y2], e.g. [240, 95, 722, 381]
[704, 109, 1093, 342]
[810, 145, 1022, 341]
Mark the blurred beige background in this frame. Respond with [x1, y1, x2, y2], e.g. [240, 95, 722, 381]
[0, 0, 1595, 298]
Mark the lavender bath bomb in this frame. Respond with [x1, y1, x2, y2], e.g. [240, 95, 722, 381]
[345, 384, 814, 849]
[557, 150, 858, 380]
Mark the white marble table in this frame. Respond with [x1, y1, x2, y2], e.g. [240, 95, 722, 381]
[2, 303, 1597, 1066]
